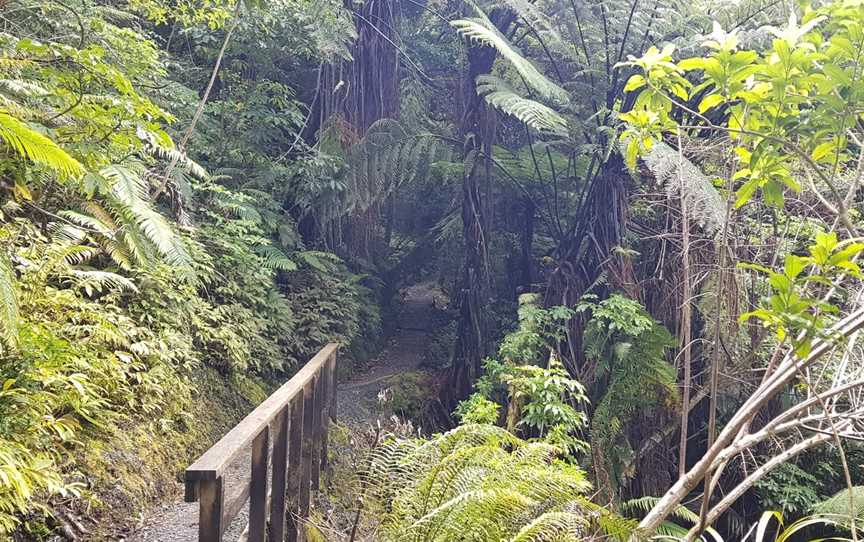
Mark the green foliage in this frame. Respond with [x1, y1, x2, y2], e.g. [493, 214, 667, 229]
[458, 294, 588, 454]
[0, 0, 376, 534]
[756, 463, 822, 517]
[364, 424, 635, 542]
[498, 359, 588, 442]
[476, 75, 568, 136]
[454, 393, 501, 425]
[620, 2, 864, 211]
[576, 294, 677, 495]
[814, 487, 864, 527]
[0, 110, 84, 179]
[739, 231, 864, 357]
[452, 9, 569, 106]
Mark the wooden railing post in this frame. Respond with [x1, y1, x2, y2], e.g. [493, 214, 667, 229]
[320, 353, 335, 477]
[199, 478, 224, 542]
[312, 370, 326, 491]
[249, 426, 270, 542]
[286, 392, 305, 542]
[329, 351, 338, 424]
[269, 408, 289, 542]
[298, 378, 317, 541]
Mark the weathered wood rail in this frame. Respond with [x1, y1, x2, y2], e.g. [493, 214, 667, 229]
[185, 343, 338, 542]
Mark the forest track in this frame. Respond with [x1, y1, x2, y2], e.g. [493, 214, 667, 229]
[126, 283, 439, 542]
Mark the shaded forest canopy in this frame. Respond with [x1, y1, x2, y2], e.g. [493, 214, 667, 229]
[3, 0, 864, 540]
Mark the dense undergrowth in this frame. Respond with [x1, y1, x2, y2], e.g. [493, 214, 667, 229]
[7, 0, 864, 539]
[0, 0, 381, 537]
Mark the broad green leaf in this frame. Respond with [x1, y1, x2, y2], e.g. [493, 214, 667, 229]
[698, 94, 724, 113]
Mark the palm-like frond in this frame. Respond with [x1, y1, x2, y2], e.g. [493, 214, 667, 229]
[100, 164, 194, 273]
[451, 12, 569, 106]
[149, 145, 209, 181]
[0, 110, 84, 179]
[509, 511, 585, 542]
[476, 75, 568, 136]
[341, 119, 444, 214]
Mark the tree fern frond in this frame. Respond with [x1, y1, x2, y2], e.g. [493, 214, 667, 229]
[101, 163, 149, 206]
[451, 11, 569, 105]
[812, 486, 864, 523]
[99, 164, 194, 275]
[130, 203, 193, 270]
[59, 210, 117, 238]
[364, 424, 601, 542]
[476, 75, 568, 136]
[638, 141, 726, 236]
[0, 110, 84, 179]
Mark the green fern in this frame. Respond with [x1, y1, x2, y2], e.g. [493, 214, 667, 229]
[364, 424, 607, 542]
[341, 119, 444, 214]
[0, 110, 84, 179]
[813, 486, 864, 526]
[101, 164, 193, 273]
[476, 75, 568, 136]
[61, 165, 194, 276]
[255, 244, 298, 272]
[451, 12, 569, 106]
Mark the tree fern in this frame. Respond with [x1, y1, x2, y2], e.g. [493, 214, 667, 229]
[451, 11, 569, 106]
[812, 486, 864, 525]
[476, 75, 568, 136]
[0, 110, 84, 179]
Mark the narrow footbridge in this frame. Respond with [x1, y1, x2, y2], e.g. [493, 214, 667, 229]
[184, 343, 339, 542]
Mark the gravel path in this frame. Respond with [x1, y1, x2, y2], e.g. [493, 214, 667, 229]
[126, 284, 438, 542]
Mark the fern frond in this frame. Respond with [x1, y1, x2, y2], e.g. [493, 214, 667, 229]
[99, 164, 194, 274]
[149, 145, 209, 180]
[509, 511, 586, 542]
[812, 486, 864, 523]
[0, 249, 18, 350]
[66, 270, 138, 295]
[364, 424, 600, 542]
[255, 245, 298, 272]
[451, 11, 569, 105]
[639, 141, 726, 236]
[0, 110, 84, 179]
[0, 79, 48, 98]
[476, 75, 568, 136]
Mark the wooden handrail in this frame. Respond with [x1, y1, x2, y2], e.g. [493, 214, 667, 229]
[184, 343, 339, 542]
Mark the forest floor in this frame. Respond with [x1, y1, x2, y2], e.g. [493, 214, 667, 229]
[126, 283, 439, 542]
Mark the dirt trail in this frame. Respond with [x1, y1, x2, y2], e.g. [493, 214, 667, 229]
[337, 282, 437, 430]
[127, 283, 438, 542]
